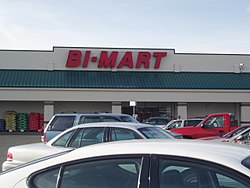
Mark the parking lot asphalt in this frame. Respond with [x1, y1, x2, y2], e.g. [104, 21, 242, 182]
[0, 133, 41, 172]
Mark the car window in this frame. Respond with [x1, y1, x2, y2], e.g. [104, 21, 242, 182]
[167, 121, 182, 129]
[223, 126, 250, 138]
[119, 115, 137, 123]
[111, 128, 142, 141]
[155, 119, 168, 125]
[242, 156, 250, 170]
[79, 116, 101, 124]
[203, 116, 224, 128]
[216, 173, 249, 188]
[30, 167, 60, 188]
[158, 158, 250, 188]
[102, 116, 121, 122]
[30, 158, 142, 188]
[147, 119, 156, 124]
[48, 116, 75, 131]
[139, 127, 174, 139]
[230, 115, 238, 126]
[61, 158, 141, 188]
[240, 129, 250, 140]
[237, 129, 250, 145]
[184, 120, 202, 127]
[68, 127, 105, 148]
[51, 130, 75, 147]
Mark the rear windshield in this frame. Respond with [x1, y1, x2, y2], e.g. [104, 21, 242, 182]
[138, 127, 174, 139]
[48, 116, 75, 131]
[119, 116, 138, 123]
[79, 116, 101, 124]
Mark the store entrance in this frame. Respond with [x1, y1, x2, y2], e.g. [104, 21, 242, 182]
[122, 102, 175, 123]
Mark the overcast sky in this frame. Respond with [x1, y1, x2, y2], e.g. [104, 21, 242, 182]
[0, 0, 250, 54]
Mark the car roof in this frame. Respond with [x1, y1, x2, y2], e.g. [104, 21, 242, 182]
[70, 139, 250, 159]
[98, 113, 132, 116]
[4, 140, 250, 180]
[166, 119, 203, 124]
[172, 118, 203, 121]
[69, 122, 156, 129]
[47, 122, 173, 144]
[54, 113, 132, 117]
[51, 139, 250, 175]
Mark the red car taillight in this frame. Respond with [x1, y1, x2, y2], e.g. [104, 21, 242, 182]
[7, 152, 13, 161]
[43, 133, 47, 142]
[233, 138, 239, 143]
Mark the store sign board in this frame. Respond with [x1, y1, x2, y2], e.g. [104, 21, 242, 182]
[130, 101, 136, 106]
[65, 50, 167, 69]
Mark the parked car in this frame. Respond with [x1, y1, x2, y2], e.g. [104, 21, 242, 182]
[0, 139, 249, 188]
[201, 125, 250, 146]
[144, 117, 171, 128]
[164, 118, 203, 130]
[42, 113, 138, 142]
[170, 113, 239, 139]
[167, 131, 183, 139]
[2, 122, 174, 171]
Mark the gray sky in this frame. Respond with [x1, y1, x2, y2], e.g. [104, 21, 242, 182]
[0, 0, 250, 54]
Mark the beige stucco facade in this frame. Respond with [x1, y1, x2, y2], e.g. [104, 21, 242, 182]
[0, 47, 250, 124]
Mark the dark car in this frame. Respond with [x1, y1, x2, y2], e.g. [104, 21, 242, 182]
[200, 124, 250, 146]
[144, 117, 171, 128]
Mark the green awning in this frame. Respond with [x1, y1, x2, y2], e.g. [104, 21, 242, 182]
[0, 69, 250, 89]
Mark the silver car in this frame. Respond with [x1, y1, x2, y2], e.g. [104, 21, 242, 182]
[0, 139, 249, 188]
[201, 125, 250, 146]
[144, 117, 171, 128]
[2, 122, 174, 171]
[164, 118, 203, 130]
[42, 113, 139, 142]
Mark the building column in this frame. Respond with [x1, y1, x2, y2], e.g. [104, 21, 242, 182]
[112, 102, 122, 114]
[240, 103, 250, 124]
[177, 102, 187, 119]
[44, 101, 54, 128]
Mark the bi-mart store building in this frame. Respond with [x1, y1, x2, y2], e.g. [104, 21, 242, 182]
[0, 46, 250, 125]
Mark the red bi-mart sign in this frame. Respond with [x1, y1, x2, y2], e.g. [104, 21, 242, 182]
[66, 50, 167, 69]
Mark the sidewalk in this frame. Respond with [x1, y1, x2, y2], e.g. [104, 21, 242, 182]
[0, 131, 42, 136]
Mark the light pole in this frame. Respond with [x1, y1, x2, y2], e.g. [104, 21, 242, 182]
[129, 101, 136, 119]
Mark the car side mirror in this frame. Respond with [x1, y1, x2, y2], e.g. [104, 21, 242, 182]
[236, 135, 243, 140]
[200, 124, 206, 128]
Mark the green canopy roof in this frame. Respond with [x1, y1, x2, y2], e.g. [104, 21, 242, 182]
[0, 69, 250, 89]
